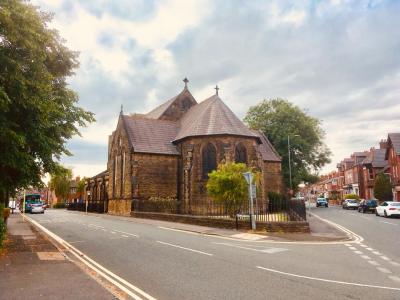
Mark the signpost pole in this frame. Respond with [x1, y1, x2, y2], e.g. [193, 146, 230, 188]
[243, 172, 256, 230]
[23, 190, 26, 214]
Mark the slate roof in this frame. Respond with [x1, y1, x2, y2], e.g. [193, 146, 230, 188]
[122, 115, 179, 155]
[388, 133, 400, 155]
[120, 92, 280, 159]
[145, 88, 197, 120]
[363, 148, 387, 168]
[173, 95, 257, 142]
[251, 130, 281, 162]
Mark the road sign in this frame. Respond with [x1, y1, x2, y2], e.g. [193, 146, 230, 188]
[251, 184, 257, 199]
[242, 172, 252, 184]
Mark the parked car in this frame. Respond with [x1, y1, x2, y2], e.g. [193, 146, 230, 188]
[358, 199, 377, 213]
[316, 198, 328, 207]
[375, 201, 400, 218]
[30, 202, 45, 214]
[342, 199, 359, 210]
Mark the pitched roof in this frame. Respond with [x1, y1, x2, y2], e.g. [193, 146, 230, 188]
[145, 88, 197, 120]
[173, 95, 258, 142]
[122, 115, 179, 155]
[363, 148, 387, 168]
[388, 133, 400, 155]
[251, 130, 281, 162]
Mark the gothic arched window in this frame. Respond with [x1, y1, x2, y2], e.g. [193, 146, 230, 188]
[202, 143, 217, 178]
[235, 143, 247, 164]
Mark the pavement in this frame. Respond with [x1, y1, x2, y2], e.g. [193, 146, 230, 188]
[0, 212, 120, 300]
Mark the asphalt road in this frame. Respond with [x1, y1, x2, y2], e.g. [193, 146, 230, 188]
[28, 208, 400, 300]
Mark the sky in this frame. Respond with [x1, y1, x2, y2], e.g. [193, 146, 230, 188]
[31, 0, 400, 179]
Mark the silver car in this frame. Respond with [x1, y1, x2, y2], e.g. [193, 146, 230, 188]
[342, 199, 359, 210]
[30, 202, 45, 214]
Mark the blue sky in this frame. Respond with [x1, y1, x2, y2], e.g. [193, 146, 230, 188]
[32, 0, 400, 178]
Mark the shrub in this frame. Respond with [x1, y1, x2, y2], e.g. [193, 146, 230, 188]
[374, 173, 393, 202]
[53, 202, 66, 209]
[344, 193, 359, 200]
[0, 204, 5, 248]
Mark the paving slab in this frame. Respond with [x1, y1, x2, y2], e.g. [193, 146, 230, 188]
[0, 213, 119, 300]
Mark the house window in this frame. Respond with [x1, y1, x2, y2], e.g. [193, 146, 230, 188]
[202, 143, 217, 178]
[234, 143, 247, 164]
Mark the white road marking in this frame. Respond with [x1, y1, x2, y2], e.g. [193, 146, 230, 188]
[110, 231, 116, 234]
[389, 261, 400, 267]
[156, 241, 213, 256]
[380, 256, 390, 261]
[361, 255, 371, 260]
[377, 267, 392, 274]
[389, 276, 400, 283]
[359, 244, 367, 248]
[122, 235, 129, 238]
[368, 261, 380, 266]
[67, 240, 85, 244]
[102, 229, 107, 231]
[256, 266, 400, 291]
[372, 251, 382, 255]
[344, 244, 352, 247]
[380, 221, 398, 226]
[157, 226, 200, 235]
[354, 251, 363, 255]
[23, 214, 156, 300]
[112, 229, 139, 237]
[349, 247, 357, 250]
[366, 248, 374, 251]
[213, 242, 288, 254]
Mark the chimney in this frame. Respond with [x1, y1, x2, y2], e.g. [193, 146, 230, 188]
[379, 139, 387, 149]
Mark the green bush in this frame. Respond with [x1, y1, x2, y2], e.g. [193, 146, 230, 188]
[374, 173, 393, 201]
[344, 193, 359, 200]
[53, 202, 66, 208]
[0, 204, 6, 248]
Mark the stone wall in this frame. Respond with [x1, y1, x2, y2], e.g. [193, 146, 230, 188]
[131, 211, 310, 233]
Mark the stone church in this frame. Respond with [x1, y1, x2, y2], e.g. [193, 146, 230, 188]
[89, 79, 282, 216]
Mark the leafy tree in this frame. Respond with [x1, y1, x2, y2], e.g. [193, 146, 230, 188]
[373, 173, 393, 202]
[49, 167, 72, 203]
[207, 162, 257, 216]
[77, 177, 87, 194]
[0, 0, 94, 205]
[244, 99, 331, 191]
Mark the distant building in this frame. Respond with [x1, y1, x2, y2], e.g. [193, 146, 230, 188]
[386, 133, 400, 200]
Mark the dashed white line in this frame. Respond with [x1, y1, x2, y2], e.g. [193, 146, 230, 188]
[359, 244, 367, 248]
[349, 247, 357, 250]
[372, 251, 382, 255]
[366, 247, 374, 251]
[368, 261, 380, 266]
[389, 276, 400, 283]
[156, 241, 213, 256]
[256, 266, 400, 291]
[380, 221, 398, 226]
[112, 229, 139, 237]
[361, 255, 371, 260]
[377, 267, 392, 274]
[380, 256, 390, 261]
[389, 261, 400, 267]
[354, 251, 363, 255]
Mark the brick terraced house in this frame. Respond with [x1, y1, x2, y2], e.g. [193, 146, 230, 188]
[89, 81, 283, 216]
[386, 133, 400, 200]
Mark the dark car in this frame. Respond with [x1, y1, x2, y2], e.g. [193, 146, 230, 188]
[316, 198, 328, 207]
[358, 199, 377, 213]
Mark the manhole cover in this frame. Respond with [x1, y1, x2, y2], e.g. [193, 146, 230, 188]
[37, 252, 65, 260]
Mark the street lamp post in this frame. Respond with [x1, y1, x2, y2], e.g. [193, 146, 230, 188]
[86, 190, 91, 214]
[288, 134, 299, 194]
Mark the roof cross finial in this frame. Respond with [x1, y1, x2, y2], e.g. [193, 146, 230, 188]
[120, 104, 123, 115]
[183, 77, 189, 89]
[214, 85, 219, 96]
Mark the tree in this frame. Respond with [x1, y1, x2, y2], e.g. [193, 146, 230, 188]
[207, 162, 257, 216]
[373, 173, 393, 202]
[0, 0, 95, 205]
[49, 167, 72, 203]
[244, 99, 331, 191]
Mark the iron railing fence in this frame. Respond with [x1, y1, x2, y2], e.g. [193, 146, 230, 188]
[131, 198, 307, 222]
